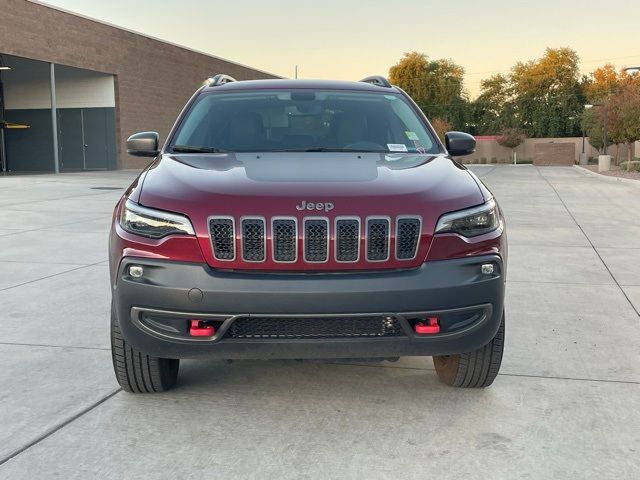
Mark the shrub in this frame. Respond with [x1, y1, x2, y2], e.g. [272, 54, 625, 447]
[619, 160, 640, 172]
[431, 117, 452, 142]
[496, 128, 527, 163]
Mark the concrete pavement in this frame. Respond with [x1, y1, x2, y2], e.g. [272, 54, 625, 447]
[0, 166, 638, 479]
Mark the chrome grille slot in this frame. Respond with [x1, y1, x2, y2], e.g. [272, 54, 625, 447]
[335, 218, 360, 262]
[209, 217, 235, 261]
[366, 217, 390, 261]
[304, 218, 329, 263]
[241, 218, 265, 262]
[210, 214, 421, 265]
[272, 218, 297, 262]
[396, 217, 421, 260]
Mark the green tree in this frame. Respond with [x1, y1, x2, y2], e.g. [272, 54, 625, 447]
[510, 47, 585, 137]
[470, 74, 514, 135]
[389, 52, 469, 130]
[582, 107, 606, 153]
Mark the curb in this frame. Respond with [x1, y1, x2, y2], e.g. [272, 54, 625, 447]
[463, 164, 533, 167]
[573, 165, 640, 187]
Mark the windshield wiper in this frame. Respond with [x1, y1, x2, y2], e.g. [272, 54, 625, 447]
[171, 145, 228, 153]
[276, 148, 386, 153]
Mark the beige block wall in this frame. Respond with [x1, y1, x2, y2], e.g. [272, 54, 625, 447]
[467, 137, 636, 164]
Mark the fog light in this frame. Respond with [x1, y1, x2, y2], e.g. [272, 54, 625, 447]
[481, 264, 494, 275]
[129, 265, 144, 278]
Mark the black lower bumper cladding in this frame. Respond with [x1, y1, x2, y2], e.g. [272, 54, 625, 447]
[114, 255, 505, 360]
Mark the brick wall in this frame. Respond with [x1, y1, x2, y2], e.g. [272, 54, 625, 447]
[533, 143, 575, 166]
[0, 0, 278, 169]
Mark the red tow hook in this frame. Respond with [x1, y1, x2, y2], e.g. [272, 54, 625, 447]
[415, 317, 440, 335]
[189, 320, 216, 337]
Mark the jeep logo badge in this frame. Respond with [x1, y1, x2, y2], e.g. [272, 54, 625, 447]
[296, 200, 334, 213]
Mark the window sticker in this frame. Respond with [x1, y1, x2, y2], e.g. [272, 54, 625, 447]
[387, 143, 408, 152]
[405, 131, 419, 141]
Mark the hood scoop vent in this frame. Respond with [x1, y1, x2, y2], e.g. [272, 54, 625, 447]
[238, 153, 379, 183]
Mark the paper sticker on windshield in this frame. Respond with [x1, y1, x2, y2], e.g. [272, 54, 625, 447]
[405, 131, 419, 141]
[387, 144, 408, 152]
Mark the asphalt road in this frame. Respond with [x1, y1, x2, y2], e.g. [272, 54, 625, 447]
[0, 165, 638, 479]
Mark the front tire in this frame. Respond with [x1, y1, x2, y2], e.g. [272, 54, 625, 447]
[433, 311, 505, 388]
[111, 308, 179, 393]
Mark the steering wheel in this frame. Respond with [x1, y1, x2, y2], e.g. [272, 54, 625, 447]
[343, 141, 386, 151]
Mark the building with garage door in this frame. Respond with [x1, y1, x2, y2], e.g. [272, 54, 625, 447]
[0, 0, 277, 173]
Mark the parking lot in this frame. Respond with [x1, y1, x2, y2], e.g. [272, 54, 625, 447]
[0, 165, 638, 479]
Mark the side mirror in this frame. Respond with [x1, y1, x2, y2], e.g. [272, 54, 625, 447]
[445, 131, 476, 157]
[127, 132, 159, 157]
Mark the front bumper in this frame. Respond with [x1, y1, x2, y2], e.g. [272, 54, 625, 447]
[113, 255, 505, 359]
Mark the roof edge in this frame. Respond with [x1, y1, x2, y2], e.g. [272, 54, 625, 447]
[30, 0, 281, 78]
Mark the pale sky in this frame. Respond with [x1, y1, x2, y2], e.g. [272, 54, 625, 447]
[43, 0, 640, 98]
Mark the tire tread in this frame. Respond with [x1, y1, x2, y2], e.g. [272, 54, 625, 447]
[433, 312, 505, 388]
[111, 308, 178, 393]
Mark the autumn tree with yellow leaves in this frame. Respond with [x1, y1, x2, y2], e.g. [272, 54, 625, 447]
[583, 65, 640, 165]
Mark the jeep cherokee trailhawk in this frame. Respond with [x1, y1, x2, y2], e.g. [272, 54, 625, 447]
[110, 75, 506, 392]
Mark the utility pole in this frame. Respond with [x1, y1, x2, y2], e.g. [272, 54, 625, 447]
[295, 65, 298, 80]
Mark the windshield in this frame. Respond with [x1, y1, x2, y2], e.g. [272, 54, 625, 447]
[169, 89, 439, 154]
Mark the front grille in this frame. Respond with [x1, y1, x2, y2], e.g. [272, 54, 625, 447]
[366, 218, 390, 261]
[396, 217, 421, 260]
[226, 316, 405, 339]
[209, 214, 421, 264]
[304, 218, 329, 262]
[272, 218, 297, 262]
[209, 218, 235, 260]
[335, 218, 360, 262]
[241, 218, 265, 262]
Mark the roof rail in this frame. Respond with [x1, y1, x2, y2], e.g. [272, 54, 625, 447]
[206, 74, 237, 86]
[359, 75, 392, 88]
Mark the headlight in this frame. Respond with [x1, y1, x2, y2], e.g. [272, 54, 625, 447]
[435, 198, 500, 237]
[119, 200, 195, 238]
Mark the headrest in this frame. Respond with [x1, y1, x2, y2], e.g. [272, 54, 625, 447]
[228, 112, 264, 146]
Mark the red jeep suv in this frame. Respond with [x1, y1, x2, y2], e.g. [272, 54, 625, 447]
[110, 75, 506, 393]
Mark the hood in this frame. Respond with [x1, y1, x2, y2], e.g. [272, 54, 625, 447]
[138, 152, 484, 271]
[140, 152, 482, 212]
